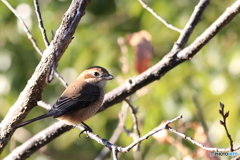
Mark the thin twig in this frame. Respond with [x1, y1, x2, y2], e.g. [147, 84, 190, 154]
[34, 0, 61, 84]
[138, 0, 182, 33]
[54, 70, 69, 87]
[219, 102, 234, 151]
[171, 0, 210, 51]
[1, 0, 42, 55]
[34, 0, 50, 47]
[124, 99, 141, 152]
[125, 99, 141, 139]
[6, 111, 240, 160]
[167, 125, 240, 152]
[112, 146, 119, 160]
[95, 104, 128, 160]
[121, 115, 183, 152]
[1, 0, 69, 88]
[37, 100, 52, 110]
[5, 115, 182, 159]
[124, 99, 142, 160]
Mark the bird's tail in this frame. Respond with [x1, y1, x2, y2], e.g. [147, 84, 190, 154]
[13, 113, 53, 129]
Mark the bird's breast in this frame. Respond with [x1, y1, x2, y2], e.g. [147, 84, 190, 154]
[57, 89, 105, 125]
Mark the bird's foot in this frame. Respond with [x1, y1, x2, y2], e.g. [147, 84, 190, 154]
[79, 122, 93, 138]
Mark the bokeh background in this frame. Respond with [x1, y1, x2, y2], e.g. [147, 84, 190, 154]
[1, 0, 240, 159]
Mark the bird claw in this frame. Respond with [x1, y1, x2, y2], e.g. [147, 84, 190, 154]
[79, 122, 93, 138]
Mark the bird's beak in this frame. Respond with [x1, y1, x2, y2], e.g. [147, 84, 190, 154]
[104, 74, 114, 80]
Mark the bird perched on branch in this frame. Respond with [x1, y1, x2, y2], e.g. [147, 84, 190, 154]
[13, 66, 114, 132]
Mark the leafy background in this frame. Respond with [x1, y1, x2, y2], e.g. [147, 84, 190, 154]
[0, 0, 240, 159]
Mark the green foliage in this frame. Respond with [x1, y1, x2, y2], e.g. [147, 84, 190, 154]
[1, 0, 240, 159]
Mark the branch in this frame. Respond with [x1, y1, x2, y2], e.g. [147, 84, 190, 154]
[100, 0, 240, 112]
[124, 99, 141, 154]
[3, 122, 73, 160]
[54, 70, 69, 88]
[2, 0, 69, 88]
[137, 0, 182, 33]
[3, 0, 240, 157]
[0, 0, 91, 153]
[34, 0, 50, 47]
[219, 102, 234, 151]
[1, 0, 42, 55]
[8, 0, 240, 155]
[171, 0, 210, 51]
[5, 115, 181, 159]
[125, 99, 141, 139]
[95, 103, 128, 160]
[167, 125, 240, 152]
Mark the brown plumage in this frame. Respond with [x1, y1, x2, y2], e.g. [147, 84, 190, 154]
[13, 66, 113, 129]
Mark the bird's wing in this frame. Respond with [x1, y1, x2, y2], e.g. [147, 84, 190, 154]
[50, 83, 100, 118]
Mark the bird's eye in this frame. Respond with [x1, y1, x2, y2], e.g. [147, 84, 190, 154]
[94, 72, 100, 77]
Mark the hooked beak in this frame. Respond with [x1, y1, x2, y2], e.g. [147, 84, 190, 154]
[103, 74, 114, 80]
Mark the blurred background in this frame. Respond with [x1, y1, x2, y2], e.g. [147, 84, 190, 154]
[1, 0, 240, 159]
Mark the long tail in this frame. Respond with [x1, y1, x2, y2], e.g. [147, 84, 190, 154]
[13, 113, 52, 129]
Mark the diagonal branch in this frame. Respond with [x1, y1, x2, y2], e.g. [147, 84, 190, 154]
[0, 0, 91, 153]
[100, 0, 240, 112]
[3, 121, 73, 160]
[2, 0, 69, 88]
[171, 0, 210, 51]
[3, 0, 240, 157]
[124, 99, 141, 153]
[34, 0, 50, 47]
[167, 125, 240, 152]
[4, 115, 182, 160]
[8, 0, 240, 155]
[1, 0, 42, 55]
[138, 0, 182, 33]
[95, 103, 128, 160]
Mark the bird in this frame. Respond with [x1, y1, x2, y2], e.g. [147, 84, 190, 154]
[13, 66, 114, 132]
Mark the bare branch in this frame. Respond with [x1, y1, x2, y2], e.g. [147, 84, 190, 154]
[1, 0, 42, 55]
[34, 0, 50, 47]
[125, 99, 141, 139]
[171, 0, 210, 51]
[167, 125, 240, 152]
[54, 70, 69, 87]
[100, 0, 240, 112]
[6, 112, 240, 159]
[6, 115, 181, 159]
[112, 146, 119, 160]
[37, 100, 52, 110]
[0, 0, 91, 153]
[2, 0, 69, 88]
[176, 0, 240, 60]
[218, 102, 234, 151]
[124, 99, 141, 155]
[121, 115, 182, 152]
[3, 122, 73, 160]
[95, 104, 128, 160]
[3, 0, 240, 158]
[4, 0, 240, 156]
[137, 0, 182, 33]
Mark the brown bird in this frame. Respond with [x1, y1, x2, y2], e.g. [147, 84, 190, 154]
[13, 66, 113, 131]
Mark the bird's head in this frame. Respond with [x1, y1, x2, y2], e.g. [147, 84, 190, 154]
[79, 66, 114, 87]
